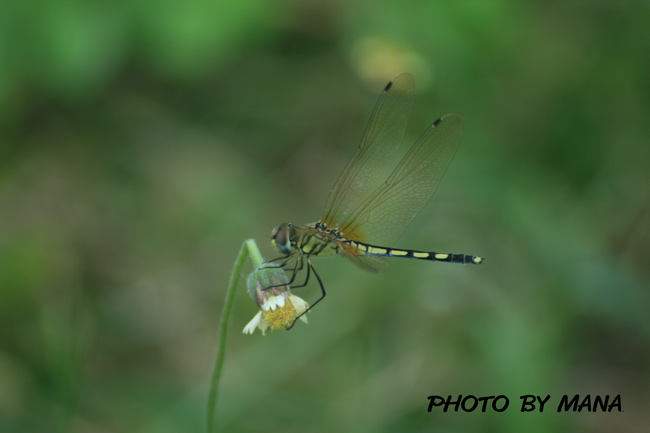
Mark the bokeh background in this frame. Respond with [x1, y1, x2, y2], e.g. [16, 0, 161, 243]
[1, 1, 649, 432]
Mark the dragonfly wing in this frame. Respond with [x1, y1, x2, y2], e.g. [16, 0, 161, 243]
[337, 242, 391, 273]
[337, 114, 464, 246]
[321, 74, 414, 230]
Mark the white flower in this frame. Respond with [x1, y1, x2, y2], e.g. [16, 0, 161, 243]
[243, 293, 309, 335]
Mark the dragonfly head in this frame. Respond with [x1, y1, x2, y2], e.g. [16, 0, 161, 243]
[271, 223, 294, 255]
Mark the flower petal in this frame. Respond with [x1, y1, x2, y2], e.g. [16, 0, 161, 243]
[243, 312, 262, 334]
[289, 295, 309, 314]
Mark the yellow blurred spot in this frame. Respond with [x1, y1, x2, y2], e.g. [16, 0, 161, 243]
[351, 36, 431, 89]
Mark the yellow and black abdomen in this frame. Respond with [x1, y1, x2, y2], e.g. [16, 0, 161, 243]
[347, 240, 483, 265]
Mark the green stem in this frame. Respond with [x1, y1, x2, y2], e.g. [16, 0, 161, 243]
[206, 239, 264, 433]
[246, 239, 264, 268]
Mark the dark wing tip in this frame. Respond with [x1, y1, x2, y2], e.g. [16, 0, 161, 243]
[432, 116, 443, 127]
[383, 80, 394, 92]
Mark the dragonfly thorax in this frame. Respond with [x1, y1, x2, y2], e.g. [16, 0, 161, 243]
[272, 222, 342, 257]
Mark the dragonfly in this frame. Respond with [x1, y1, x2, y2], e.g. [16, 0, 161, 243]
[270, 73, 483, 323]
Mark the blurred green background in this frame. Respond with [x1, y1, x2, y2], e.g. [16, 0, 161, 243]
[1, 1, 649, 432]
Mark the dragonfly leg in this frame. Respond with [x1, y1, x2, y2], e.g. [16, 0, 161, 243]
[283, 256, 303, 286]
[264, 255, 303, 290]
[267, 255, 292, 268]
[289, 257, 311, 288]
[287, 259, 326, 330]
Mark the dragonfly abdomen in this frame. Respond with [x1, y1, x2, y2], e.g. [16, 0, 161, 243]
[348, 240, 483, 265]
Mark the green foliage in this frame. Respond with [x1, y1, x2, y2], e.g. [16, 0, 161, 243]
[1, 1, 648, 432]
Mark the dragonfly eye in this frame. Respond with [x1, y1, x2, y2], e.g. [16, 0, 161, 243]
[271, 223, 293, 255]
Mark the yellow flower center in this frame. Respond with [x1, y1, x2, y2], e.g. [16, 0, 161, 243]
[262, 301, 298, 330]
